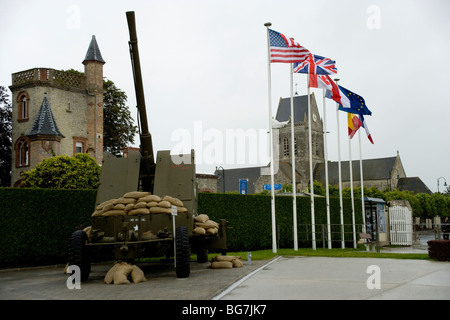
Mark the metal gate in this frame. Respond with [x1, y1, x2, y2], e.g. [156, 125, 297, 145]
[389, 205, 413, 246]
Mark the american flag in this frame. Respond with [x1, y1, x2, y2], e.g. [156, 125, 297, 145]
[293, 54, 337, 75]
[268, 28, 310, 63]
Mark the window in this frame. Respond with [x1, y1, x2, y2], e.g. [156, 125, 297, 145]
[75, 141, 84, 154]
[283, 137, 290, 156]
[17, 91, 29, 122]
[15, 137, 30, 167]
[73, 137, 88, 155]
[294, 138, 298, 156]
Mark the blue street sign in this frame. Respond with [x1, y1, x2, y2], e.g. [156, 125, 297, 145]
[239, 179, 248, 194]
[263, 184, 281, 190]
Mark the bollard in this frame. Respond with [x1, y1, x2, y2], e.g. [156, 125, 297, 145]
[247, 252, 252, 265]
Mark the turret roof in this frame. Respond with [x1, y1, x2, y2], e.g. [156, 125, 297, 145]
[83, 35, 105, 64]
[26, 95, 64, 138]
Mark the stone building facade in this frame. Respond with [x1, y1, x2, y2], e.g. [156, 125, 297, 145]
[9, 35, 105, 186]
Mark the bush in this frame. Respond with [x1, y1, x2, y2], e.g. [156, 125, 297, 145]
[0, 188, 96, 267]
[427, 240, 450, 261]
[21, 154, 101, 189]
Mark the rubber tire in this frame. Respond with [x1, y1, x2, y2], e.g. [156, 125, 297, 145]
[68, 230, 91, 282]
[175, 226, 190, 278]
[196, 249, 209, 263]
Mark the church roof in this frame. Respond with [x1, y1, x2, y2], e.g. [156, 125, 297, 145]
[275, 93, 316, 124]
[397, 177, 432, 194]
[26, 95, 64, 138]
[83, 35, 105, 64]
[314, 156, 397, 185]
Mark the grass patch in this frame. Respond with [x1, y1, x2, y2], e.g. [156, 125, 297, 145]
[211, 247, 429, 261]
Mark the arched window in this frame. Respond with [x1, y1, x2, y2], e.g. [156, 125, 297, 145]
[294, 138, 298, 156]
[15, 136, 30, 167]
[283, 137, 289, 156]
[17, 91, 29, 122]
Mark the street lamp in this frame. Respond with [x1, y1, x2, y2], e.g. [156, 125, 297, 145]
[437, 177, 447, 193]
[216, 166, 225, 193]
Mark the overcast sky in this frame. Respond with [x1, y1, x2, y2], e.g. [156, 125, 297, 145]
[1, 0, 449, 192]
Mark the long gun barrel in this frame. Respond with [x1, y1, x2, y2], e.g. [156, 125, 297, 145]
[126, 11, 155, 193]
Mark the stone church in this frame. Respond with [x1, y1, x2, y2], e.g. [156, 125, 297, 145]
[9, 36, 105, 187]
[211, 93, 431, 195]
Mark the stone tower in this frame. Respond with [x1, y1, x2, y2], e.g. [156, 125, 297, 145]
[83, 35, 105, 162]
[276, 93, 325, 190]
[9, 35, 105, 186]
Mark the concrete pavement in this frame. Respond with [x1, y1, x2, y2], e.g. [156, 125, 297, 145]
[1, 245, 448, 301]
[215, 255, 450, 300]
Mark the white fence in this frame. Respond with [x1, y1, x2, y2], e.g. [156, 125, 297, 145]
[389, 205, 413, 246]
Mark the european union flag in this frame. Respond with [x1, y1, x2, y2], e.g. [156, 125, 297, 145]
[337, 85, 372, 116]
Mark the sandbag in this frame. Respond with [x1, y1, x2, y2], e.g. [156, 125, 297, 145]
[104, 263, 122, 284]
[124, 203, 135, 211]
[193, 227, 206, 235]
[147, 201, 159, 208]
[130, 265, 147, 283]
[123, 191, 150, 199]
[102, 203, 114, 213]
[83, 226, 92, 238]
[177, 207, 188, 213]
[128, 208, 150, 215]
[206, 227, 218, 235]
[158, 200, 171, 208]
[232, 259, 243, 268]
[114, 203, 126, 210]
[194, 214, 209, 223]
[211, 261, 233, 269]
[95, 198, 116, 211]
[134, 201, 148, 209]
[150, 206, 172, 214]
[214, 255, 239, 262]
[163, 195, 183, 207]
[92, 209, 103, 217]
[195, 220, 219, 229]
[113, 264, 133, 285]
[113, 198, 136, 205]
[138, 195, 161, 203]
[102, 209, 126, 216]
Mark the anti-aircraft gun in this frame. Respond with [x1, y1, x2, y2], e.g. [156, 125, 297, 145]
[67, 11, 227, 281]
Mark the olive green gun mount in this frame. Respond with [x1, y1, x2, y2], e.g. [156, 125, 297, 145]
[67, 11, 227, 281]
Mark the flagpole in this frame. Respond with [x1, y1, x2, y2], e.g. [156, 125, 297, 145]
[290, 63, 298, 251]
[307, 76, 316, 250]
[358, 129, 366, 233]
[348, 132, 356, 248]
[323, 89, 332, 249]
[335, 80, 345, 249]
[265, 22, 277, 254]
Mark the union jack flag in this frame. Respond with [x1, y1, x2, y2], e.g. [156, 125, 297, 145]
[293, 54, 337, 75]
[268, 28, 310, 63]
[293, 54, 337, 87]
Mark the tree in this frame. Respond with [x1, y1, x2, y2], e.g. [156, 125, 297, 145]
[0, 86, 12, 187]
[21, 154, 101, 189]
[103, 78, 138, 155]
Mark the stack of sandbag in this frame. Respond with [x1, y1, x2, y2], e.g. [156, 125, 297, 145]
[104, 261, 147, 285]
[193, 214, 219, 235]
[92, 192, 188, 217]
[210, 255, 243, 269]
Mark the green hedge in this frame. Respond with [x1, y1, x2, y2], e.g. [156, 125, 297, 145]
[0, 188, 96, 267]
[0, 188, 362, 267]
[198, 193, 362, 251]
